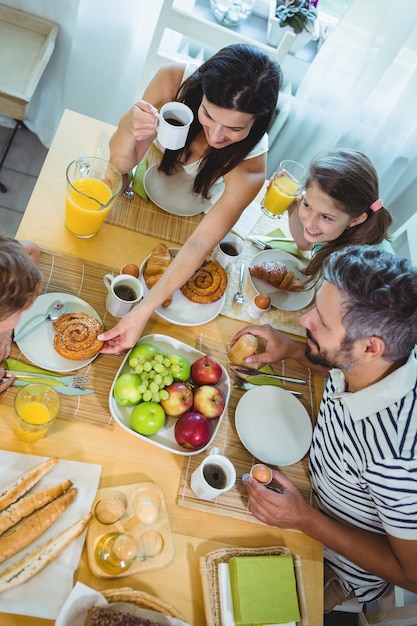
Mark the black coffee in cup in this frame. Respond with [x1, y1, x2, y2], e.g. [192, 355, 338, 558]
[220, 242, 239, 256]
[114, 284, 137, 301]
[203, 463, 228, 489]
[163, 116, 185, 127]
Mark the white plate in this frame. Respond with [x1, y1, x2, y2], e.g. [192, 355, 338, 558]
[14, 292, 102, 373]
[249, 249, 315, 311]
[109, 333, 231, 456]
[0, 451, 101, 620]
[140, 249, 225, 327]
[235, 386, 313, 466]
[143, 163, 212, 216]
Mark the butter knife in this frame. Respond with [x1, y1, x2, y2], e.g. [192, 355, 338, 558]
[248, 235, 295, 243]
[231, 365, 306, 385]
[10, 380, 95, 395]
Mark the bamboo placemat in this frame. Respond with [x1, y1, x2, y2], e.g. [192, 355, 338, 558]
[96, 134, 205, 245]
[2, 251, 126, 428]
[177, 337, 318, 524]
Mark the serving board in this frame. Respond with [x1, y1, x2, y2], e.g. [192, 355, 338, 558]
[87, 482, 175, 579]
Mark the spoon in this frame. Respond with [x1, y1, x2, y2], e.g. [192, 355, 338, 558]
[14, 300, 66, 342]
[233, 262, 246, 304]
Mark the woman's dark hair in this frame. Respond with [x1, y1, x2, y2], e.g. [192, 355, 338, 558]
[158, 44, 283, 198]
[304, 149, 392, 284]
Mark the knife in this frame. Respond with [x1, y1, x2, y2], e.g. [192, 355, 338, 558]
[231, 365, 306, 385]
[235, 380, 302, 397]
[10, 380, 95, 395]
[248, 235, 295, 243]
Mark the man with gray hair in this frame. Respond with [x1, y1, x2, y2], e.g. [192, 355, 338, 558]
[231, 246, 417, 612]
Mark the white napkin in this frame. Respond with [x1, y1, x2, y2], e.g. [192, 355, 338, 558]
[218, 563, 296, 626]
[231, 200, 262, 240]
[0, 452, 101, 620]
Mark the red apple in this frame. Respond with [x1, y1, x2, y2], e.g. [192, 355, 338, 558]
[174, 411, 211, 451]
[160, 382, 193, 417]
[193, 384, 225, 419]
[191, 355, 222, 386]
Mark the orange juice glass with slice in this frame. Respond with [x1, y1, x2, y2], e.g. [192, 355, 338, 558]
[261, 160, 306, 219]
[14, 384, 61, 442]
[65, 157, 122, 238]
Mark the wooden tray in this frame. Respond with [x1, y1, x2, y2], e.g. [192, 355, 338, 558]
[87, 482, 175, 579]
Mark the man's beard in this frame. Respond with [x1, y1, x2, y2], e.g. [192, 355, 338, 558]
[305, 330, 356, 370]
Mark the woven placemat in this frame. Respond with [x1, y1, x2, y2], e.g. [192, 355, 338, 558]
[97, 136, 205, 245]
[2, 250, 126, 428]
[177, 336, 318, 523]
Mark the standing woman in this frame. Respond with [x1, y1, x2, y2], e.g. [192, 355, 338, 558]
[100, 44, 282, 354]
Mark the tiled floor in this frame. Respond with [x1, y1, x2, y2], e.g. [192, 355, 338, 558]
[0, 122, 48, 238]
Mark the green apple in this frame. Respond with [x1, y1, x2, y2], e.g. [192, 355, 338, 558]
[128, 343, 159, 368]
[113, 372, 142, 406]
[169, 355, 191, 382]
[130, 401, 165, 435]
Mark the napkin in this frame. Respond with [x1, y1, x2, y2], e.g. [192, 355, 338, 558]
[5, 358, 65, 386]
[265, 228, 305, 260]
[232, 201, 262, 240]
[228, 555, 300, 625]
[132, 157, 149, 201]
[218, 563, 295, 626]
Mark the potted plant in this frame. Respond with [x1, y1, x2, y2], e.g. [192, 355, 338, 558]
[267, 0, 318, 47]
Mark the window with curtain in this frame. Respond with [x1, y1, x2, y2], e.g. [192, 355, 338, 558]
[268, 0, 417, 232]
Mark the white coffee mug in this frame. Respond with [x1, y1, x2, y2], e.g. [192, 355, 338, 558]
[156, 102, 194, 151]
[103, 273, 143, 317]
[190, 447, 236, 501]
[214, 233, 244, 273]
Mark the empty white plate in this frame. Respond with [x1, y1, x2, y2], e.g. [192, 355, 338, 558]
[235, 386, 313, 466]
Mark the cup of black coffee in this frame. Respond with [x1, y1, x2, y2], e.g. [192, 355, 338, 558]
[190, 447, 236, 501]
[155, 101, 194, 150]
[214, 233, 244, 272]
[103, 273, 143, 317]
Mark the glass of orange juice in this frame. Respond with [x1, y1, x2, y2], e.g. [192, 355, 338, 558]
[261, 160, 306, 219]
[65, 157, 122, 238]
[13, 384, 61, 442]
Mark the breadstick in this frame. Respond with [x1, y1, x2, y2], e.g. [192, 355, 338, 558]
[0, 458, 58, 513]
[0, 479, 73, 535]
[0, 487, 77, 563]
[0, 514, 91, 594]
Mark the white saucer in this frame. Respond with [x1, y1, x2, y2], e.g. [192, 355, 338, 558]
[14, 293, 102, 372]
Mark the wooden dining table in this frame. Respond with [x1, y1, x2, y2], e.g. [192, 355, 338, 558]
[1, 109, 324, 625]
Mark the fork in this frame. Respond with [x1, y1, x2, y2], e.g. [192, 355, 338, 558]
[3, 371, 89, 388]
[250, 238, 273, 250]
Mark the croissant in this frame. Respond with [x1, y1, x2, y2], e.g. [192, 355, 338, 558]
[142, 243, 172, 307]
[249, 261, 303, 292]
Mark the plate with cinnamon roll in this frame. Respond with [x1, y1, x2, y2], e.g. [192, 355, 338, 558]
[249, 249, 315, 311]
[14, 293, 103, 372]
[139, 245, 227, 326]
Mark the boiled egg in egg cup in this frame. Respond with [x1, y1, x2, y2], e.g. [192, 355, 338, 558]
[250, 463, 273, 485]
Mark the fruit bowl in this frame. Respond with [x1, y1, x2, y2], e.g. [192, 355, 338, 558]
[109, 334, 231, 455]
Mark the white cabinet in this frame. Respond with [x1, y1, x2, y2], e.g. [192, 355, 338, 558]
[136, 0, 295, 98]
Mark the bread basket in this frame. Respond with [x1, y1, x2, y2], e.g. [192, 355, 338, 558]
[101, 587, 185, 620]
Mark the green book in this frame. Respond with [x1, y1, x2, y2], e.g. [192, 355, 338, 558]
[229, 555, 300, 625]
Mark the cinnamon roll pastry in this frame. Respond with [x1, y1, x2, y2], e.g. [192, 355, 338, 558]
[53, 313, 104, 360]
[180, 260, 227, 304]
[249, 261, 303, 292]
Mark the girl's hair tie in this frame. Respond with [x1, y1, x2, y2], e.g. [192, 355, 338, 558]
[370, 199, 383, 212]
